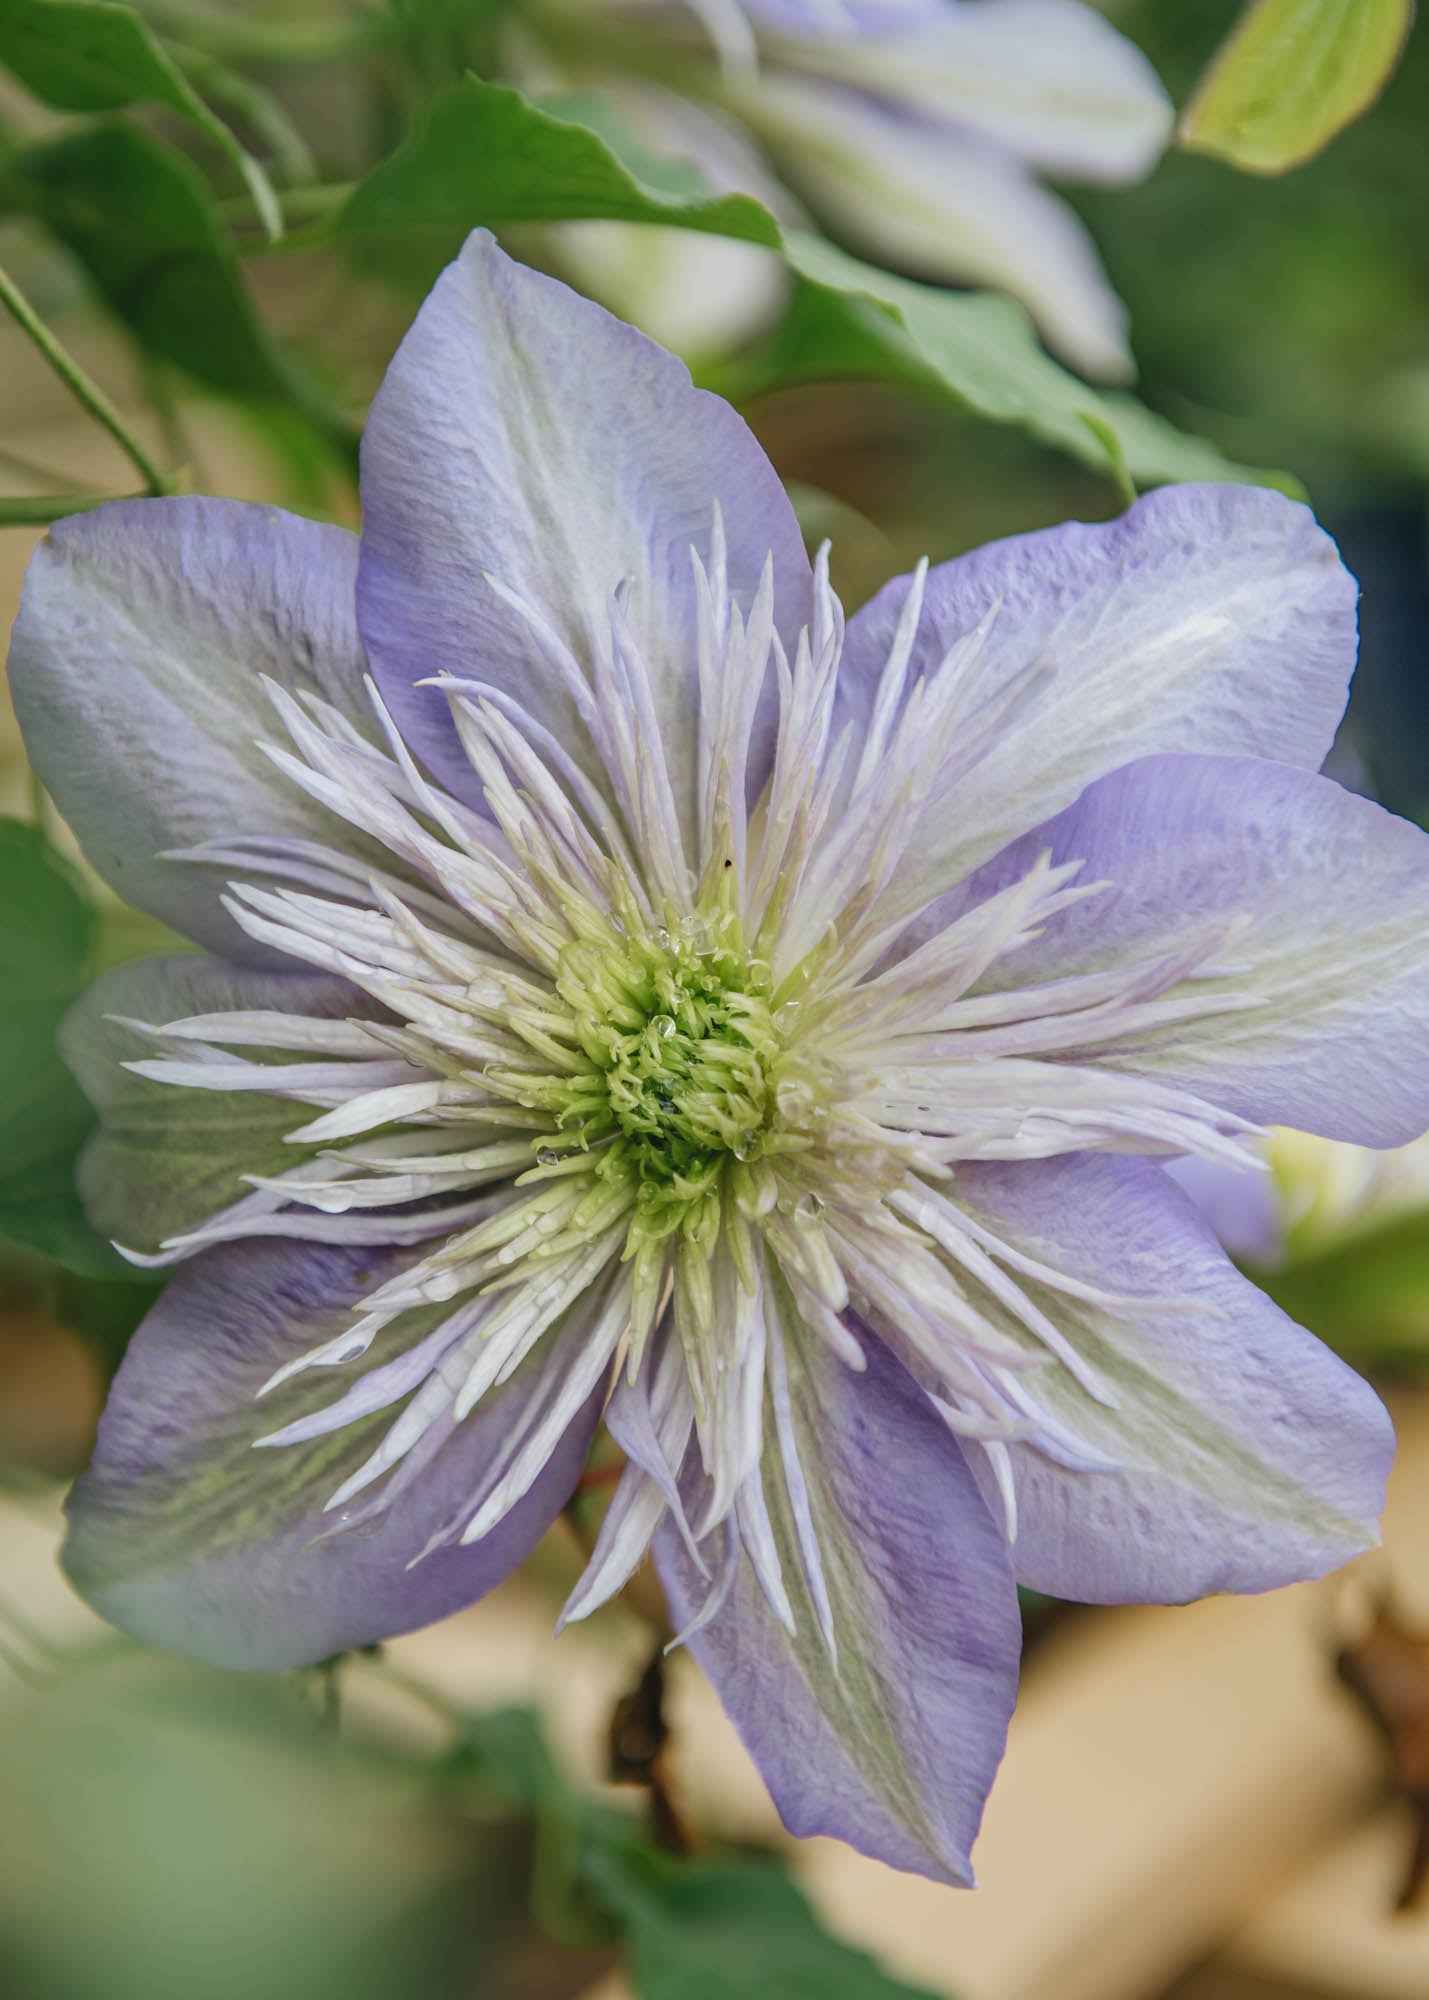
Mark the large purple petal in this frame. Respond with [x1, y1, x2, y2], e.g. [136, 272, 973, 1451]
[839, 483, 1358, 904]
[656, 1320, 1020, 1883]
[62, 1240, 603, 1669]
[356, 229, 811, 837]
[952, 753, 1429, 1147]
[60, 955, 373, 1257]
[952, 1154, 1395, 1602]
[8, 500, 375, 961]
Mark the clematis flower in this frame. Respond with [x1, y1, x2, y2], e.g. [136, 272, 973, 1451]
[12, 232, 1429, 1885]
[516, 0, 1172, 375]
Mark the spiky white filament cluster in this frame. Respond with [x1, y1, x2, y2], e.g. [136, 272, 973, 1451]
[121, 518, 1265, 1641]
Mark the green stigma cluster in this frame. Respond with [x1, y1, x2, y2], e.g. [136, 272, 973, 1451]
[560, 912, 780, 1179]
[489, 906, 800, 1257]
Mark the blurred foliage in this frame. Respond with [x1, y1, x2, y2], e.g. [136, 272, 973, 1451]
[1083, 1, 1429, 502]
[0, 1642, 941, 2000]
[1179, 0, 1413, 174]
[0, 820, 111, 1274]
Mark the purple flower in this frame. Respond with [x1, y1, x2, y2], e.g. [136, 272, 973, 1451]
[526, 0, 1172, 375]
[11, 232, 1427, 1885]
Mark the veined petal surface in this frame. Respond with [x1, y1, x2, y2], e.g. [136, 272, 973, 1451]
[948, 1155, 1395, 1601]
[356, 228, 811, 846]
[842, 483, 1359, 908]
[61, 1239, 607, 1669]
[655, 1317, 1020, 1882]
[60, 955, 379, 1257]
[954, 754, 1429, 1146]
[8, 501, 375, 961]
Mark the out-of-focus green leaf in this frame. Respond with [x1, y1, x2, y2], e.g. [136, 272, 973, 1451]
[585, 1844, 943, 2000]
[340, 75, 1297, 496]
[3, 123, 290, 396]
[0, 0, 280, 234]
[0, 1652, 516, 2000]
[341, 74, 782, 241]
[435, 1704, 938, 1997]
[757, 234, 1303, 495]
[1180, 0, 1414, 173]
[0, 819, 118, 1273]
[1260, 1205, 1429, 1373]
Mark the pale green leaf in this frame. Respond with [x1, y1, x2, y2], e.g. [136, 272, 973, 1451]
[1180, 0, 1414, 174]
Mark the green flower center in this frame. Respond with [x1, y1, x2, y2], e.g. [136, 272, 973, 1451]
[558, 914, 779, 1186]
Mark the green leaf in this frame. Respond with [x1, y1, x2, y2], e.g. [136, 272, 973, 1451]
[1180, 0, 1414, 174]
[339, 75, 1295, 496]
[1, 122, 324, 412]
[0, 819, 122, 1274]
[584, 1845, 942, 2000]
[341, 74, 782, 241]
[759, 233, 1303, 495]
[0, 0, 281, 235]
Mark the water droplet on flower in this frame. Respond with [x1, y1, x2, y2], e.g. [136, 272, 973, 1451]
[732, 1133, 758, 1161]
[653, 927, 672, 949]
[651, 1014, 677, 1040]
[535, 1145, 559, 1167]
[774, 1001, 802, 1033]
[794, 1192, 825, 1226]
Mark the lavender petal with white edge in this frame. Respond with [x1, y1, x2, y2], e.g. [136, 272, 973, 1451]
[7, 501, 376, 962]
[356, 228, 812, 843]
[949, 753, 1429, 1147]
[59, 954, 380, 1259]
[746, 79, 1138, 379]
[947, 1154, 1395, 1602]
[656, 1319, 1020, 1884]
[782, 0, 1172, 182]
[839, 483, 1359, 913]
[61, 1239, 606, 1670]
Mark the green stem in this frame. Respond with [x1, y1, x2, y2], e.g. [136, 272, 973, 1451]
[0, 492, 147, 526]
[171, 43, 319, 187]
[0, 267, 173, 497]
[221, 180, 354, 249]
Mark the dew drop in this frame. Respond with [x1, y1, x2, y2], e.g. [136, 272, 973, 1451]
[731, 1133, 758, 1162]
[535, 1145, 559, 1167]
[653, 927, 672, 949]
[651, 1014, 677, 1040]
[794, 1192, 825, 1226]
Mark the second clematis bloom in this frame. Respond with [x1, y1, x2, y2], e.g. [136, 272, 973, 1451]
[516, 0, 1172, 375]
[12, 233, 1429, 1885]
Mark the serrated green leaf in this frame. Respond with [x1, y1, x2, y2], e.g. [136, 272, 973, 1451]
[1180, 0, 1414, 174]
[0, 0, 280, 235]
[0, 819, 125, 1275]
[584, 1844, 943, 2000]
[341, 74, 782, 241]
[768, 233, 1303, 495]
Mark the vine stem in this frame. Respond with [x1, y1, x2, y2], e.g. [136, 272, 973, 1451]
[0, 492, 148, 526]
[0, 265, 173, 497]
